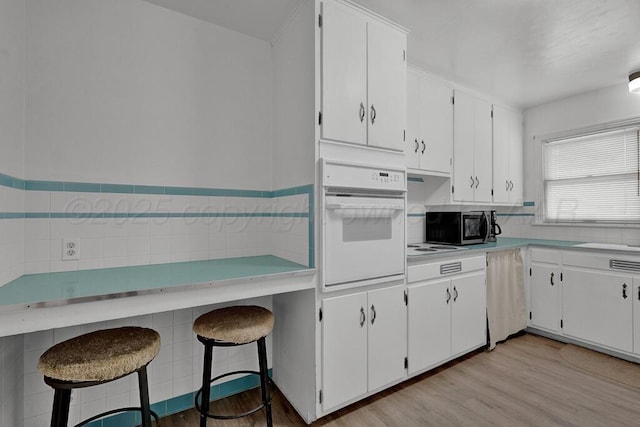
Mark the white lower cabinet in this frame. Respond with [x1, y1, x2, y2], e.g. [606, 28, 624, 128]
[562, 267, 633, 353]
[321, 284, 407, 411]
[529, 251, 561, 333]
[407, 256, 486, 375]
[634, 278, 640, 355]
[528, 249, 640, 357]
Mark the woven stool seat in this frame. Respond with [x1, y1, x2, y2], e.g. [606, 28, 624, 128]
[38, 326, 160, 382]
[193, 305, 274, 344]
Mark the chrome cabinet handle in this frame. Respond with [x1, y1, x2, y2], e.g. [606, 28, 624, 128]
[360, 306, 366, 327]
[421, 140, 426, 154]
[506, 180, 509, 191]
[470, 176, 474, 188]
[453, 286, 459, 302]
[359, 102, 365, 122]
[414, 138, 419, 153]
[446, 288, 451, 304]
[509, 180, 514, 191]
[623, 283, 628, 299]
[638, 285, 640, 301]
[370, 104, 377, 124]
[370, 304, 377, 325]
[550, 272, 555, 286]
[475, 176, 480, 189]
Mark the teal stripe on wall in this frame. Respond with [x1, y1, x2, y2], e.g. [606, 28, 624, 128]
[1, 170, 316, 268]
[25, 212, 309, 219]
[0, 172, 25, 190]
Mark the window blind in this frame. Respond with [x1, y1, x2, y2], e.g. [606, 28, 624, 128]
[543, 126, 640, 223]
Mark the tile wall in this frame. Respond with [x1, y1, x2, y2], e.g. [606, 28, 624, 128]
[0, 178, 25, 286]
[0, 176, 313, 288]
[1, 334, 24, 427]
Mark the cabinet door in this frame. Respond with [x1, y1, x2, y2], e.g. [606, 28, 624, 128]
[508, 110, 523, 204]
[407, 278, 451, 374]
[562, 268, 633, 353]
[473, 98, 493, 203]
[405, 69, 421, 169]
[420, 75, 453, 174]
[633, 278, 640, 355]
[529, 263, 561, 332]
[367, 285, 407, 391]
[322, 292, 368, 410]
[492, 105, 510, 204]
[452, 90, 475, 202]
[320, 0, 367, 145]
[367, 18, 406, 151]
[451, 271, 487, 356]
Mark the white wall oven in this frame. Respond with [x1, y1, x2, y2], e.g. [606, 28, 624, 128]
[321, 159, 406, 288]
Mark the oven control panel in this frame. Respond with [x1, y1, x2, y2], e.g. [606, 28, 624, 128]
[322, 159, 406, 192]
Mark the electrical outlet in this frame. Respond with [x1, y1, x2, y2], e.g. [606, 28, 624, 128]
[62, 238, 79, 261]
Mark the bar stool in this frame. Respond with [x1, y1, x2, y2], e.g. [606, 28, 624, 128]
[193, 305, 274, 427]
[38, 326, 161, 427]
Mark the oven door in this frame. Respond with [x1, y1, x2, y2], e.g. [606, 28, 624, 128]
[324, 195, 405, 287]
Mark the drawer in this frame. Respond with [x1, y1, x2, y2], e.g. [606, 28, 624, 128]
[530, 248, 561, 264]
[408, 255, 485, 283]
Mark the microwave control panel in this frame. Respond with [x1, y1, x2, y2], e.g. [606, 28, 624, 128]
[322, 159, 406, 192]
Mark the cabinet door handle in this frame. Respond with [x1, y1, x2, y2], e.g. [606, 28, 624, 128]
[370, 104, 377, 124]
[359, 102, 365, 122]
[453, 286, 459, 302]
[370, 304, 377, 325]
[506, 180, 509, 191]
[637, 285, 640, 301]
[509, 180, 514, 191]
[550, 272, 555, 286]
[360, 306, 366, 327]
[623, 283, 628, 299]
[475, 176, 480, 189]
[414, 138, 419, 153]
[421, 140, 426, 154]
[470, 176, 474, 188]
[446, 288, 451, 304]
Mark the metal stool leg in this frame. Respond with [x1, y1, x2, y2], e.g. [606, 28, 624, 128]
[137, 366, 152, 427]
[257, 337, 273, 427]
[50, 388, 71, 427]
[199, 341, 214, 427]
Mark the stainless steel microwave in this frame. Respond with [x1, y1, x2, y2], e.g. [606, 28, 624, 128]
[425, 211, 490, 245]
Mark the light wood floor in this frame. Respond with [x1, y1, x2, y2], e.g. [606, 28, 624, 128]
[158, 333, 640, 426]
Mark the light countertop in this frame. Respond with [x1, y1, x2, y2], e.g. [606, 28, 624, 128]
[0, 256, 316, 337]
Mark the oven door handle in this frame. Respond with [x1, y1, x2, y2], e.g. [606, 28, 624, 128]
[326, 203, 404, 211]
[326, 206, 404, 219]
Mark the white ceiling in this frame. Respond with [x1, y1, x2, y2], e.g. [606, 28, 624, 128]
[144, 0, 640, 110]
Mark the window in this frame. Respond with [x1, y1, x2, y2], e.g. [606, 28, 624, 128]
[543, 125, 640, 223]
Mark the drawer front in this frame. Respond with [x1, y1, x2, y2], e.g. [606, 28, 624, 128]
[408, 255, 485, 283]
[530, 248, 560, 264]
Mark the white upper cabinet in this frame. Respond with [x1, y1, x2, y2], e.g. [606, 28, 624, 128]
[492, 105, 523, 205]
[405, 68, 453, 175]
[452, 90, 493, 203]
[320, 0, 407, 151]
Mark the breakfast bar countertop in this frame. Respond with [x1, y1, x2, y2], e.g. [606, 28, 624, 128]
[0, 256, 316, 337]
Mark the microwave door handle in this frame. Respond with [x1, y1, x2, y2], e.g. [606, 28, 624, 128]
[495, 222, 502, 236]
[480, 212, 489, 240]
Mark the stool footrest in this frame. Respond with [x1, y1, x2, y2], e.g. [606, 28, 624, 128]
[194, 370, 273, 421]
[75, 407, 159, 427]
